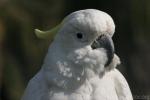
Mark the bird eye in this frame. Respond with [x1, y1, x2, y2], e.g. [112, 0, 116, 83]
[76, 33, 83, 39]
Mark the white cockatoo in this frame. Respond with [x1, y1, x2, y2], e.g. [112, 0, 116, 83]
[22, 9, 133, 100]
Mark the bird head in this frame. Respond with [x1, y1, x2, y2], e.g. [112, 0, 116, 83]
[36, 9, 120, 81]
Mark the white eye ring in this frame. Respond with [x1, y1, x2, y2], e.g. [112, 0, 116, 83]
[75, 32, 88, 43]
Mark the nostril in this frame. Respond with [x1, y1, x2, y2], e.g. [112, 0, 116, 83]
[97, 34, 104, 40]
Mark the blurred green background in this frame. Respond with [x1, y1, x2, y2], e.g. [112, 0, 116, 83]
[0, 0, 150, 100]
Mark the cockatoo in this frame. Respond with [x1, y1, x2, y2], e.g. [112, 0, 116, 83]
[22, 9, 133, 100]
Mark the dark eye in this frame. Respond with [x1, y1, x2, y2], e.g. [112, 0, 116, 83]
[76, 33, 83, 39]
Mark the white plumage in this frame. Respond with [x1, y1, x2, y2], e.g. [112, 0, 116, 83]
[22, 9, 133, 100]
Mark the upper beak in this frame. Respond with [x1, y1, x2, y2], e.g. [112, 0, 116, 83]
[91, 35, 115, 66]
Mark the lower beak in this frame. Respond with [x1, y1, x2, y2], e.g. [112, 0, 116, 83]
[91, 35, 115, 66]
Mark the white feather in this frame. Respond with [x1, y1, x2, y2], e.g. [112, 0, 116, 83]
[22, 9, 133, 100]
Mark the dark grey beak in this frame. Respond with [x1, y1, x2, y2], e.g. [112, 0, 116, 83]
[91, 35, 115, 67]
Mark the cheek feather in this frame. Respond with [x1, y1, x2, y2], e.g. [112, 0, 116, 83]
[67, 47, 108, 77]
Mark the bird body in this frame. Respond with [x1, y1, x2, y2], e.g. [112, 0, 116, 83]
[22, 68, 132, 100]
[22, 9, 133, 100]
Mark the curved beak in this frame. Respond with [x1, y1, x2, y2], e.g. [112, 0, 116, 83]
[91, 35, 115, 66]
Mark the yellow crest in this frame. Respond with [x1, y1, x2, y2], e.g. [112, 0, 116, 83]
[35, 23, 62, 39]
